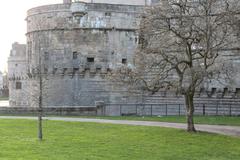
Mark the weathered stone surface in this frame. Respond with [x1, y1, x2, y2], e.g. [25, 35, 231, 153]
[8, 0, 240, 116]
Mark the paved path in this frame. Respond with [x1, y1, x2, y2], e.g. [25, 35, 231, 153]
[0, 116, 240, 137]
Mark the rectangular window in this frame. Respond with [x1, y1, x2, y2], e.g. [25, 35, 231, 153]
[87, 57, 95, 63]
[105, 12, 112, 17]
[73, 52, 78, 59]
[236, 88, 240, 96]
[211, 88, 217, 94]
[73, 68, 79, 73]
[122, 58, 127, 64]
[16, 82, 22, 90]
[44, 52, 49, 61]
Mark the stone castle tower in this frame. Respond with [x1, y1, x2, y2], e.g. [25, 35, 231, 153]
[9, 0, 148, 109]
[8, 0, 240, 115]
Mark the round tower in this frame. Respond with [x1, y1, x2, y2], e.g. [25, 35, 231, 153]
[25, 1, 143, 108]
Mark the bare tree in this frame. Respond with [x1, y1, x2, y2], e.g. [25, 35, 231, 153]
[111, 0, 239, 132]
[26, 30, 51, 141]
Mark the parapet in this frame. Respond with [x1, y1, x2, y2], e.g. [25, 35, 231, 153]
[63, 0, 72, 4]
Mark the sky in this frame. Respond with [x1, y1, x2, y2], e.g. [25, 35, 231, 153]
[0, 0, 141, 73]
[0, 0, 64, 73]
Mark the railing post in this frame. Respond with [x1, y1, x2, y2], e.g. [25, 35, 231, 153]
[216, 103, 218, 116]
[143, 104, 145, 116]
[151, 104, 153, 117]
[178, 104, 181, 116]
[120, 104, 122, 116]
[136, 104, 138, 116]
[203, 104, 205, 116]
[229, 104, 232, 116]
[166, 104, 168, 116]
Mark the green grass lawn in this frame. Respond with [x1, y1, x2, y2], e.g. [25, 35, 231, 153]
[0, 119, 239, 160]
[67, 115, 240, 126]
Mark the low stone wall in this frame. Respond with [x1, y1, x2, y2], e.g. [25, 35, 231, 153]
[0, 107, 98, 116]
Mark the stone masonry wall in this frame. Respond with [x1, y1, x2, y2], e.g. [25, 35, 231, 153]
[8, 1, 240, 116]
[24, 2, 142, 107]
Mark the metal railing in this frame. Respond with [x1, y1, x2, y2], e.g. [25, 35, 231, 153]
[105, 103, 240, 116]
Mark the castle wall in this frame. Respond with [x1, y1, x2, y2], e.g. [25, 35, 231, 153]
[89, 0, 146, 5]
[24, 2, 142, 107]
[8, 1, 240, 114]
[8, 43, 29, 107]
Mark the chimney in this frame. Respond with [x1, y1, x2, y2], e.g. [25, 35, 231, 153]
[63, 0, 72, 4]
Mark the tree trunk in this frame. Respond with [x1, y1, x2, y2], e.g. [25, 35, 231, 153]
[184, 94, 196, 132]
[38, 113, 43, 140]
[38, 63, 43, 141]
[38, 93, 43, 141]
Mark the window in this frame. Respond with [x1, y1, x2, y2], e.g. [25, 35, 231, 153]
[122, 58, 127, 64]
[73, 52, 78, 59]
[73, 68, 79, 73]
[236, 88, 240, 96]
[105, 12, 111, 17]
[44, 52, 49, 61]
[16, 82, 22, 90]
[223, 88, 228, 97]
[211, 88, 217, 93]
[87, 57, 94, 63]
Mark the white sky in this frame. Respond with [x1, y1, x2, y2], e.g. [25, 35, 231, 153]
[0, 0, 142, 72]
[0, 0, 64, 72]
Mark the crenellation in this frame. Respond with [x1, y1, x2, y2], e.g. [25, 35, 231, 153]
[8, 0, 240, 115]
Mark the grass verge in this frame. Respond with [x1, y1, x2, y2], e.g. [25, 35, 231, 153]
[0, 119, 239, 160]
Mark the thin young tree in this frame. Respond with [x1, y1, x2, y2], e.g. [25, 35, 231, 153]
[111, 0, 239, 132]
[27, 30, 51, 141]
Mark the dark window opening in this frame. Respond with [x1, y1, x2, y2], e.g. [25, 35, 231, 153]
[73, 52, 78, 59]
[210, 88, 217, 97]
[105, 12, 112, 17]
[236, 88, 240, 97]
[15, 64, 18, 67]
[122, 58, 127, 64]
[223, 88, 228, 97]
[16, 82, 22, 90]
[73, 68, 79, 74]
[87, 57, 95, 63]
[211, 88, 217, 93]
